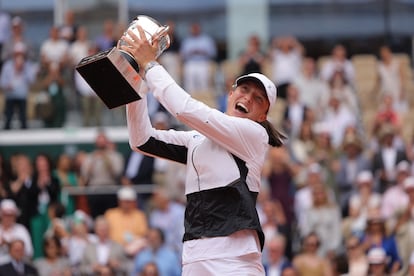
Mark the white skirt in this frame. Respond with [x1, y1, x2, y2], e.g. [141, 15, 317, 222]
[182, 252, 265, 276]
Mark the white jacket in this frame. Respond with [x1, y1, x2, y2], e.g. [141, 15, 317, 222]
[126, 65, 268, 263]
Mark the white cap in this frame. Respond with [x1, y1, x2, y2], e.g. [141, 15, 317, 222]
[0, 199, 20, 216]
[403, 176, 414, 190]
[117, 186, 137, 201]
[13, 42, 27, 54]
[235, 73, 277, 109]
[367, 247, 387, 264]
[397, 160, 410, 173]
[356, 170, 373, 184]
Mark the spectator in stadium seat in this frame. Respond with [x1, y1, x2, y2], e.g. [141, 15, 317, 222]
[238, 34, 265, 75]
[333, 133, 371, 216]
[39, 26, 69, 71]
[2, 16, 34, 62]
[36, 62, 66, 128]
[372, 94, 402, 134]
[300, 184, 342, 258]
[80, 131, 124, 218]
[131, 227, 181, 276]
[4, 154, 36, 230]
[268, 36, 304, 100]
[80, 216, 128, 276]
[259, 197, 290, 260]
[381, 160, 411, 220]
[293, 57, 329, 119]
[374, 45, 407, 111]
[320, 44, 355, 85]
[0, 42, 38, 130]
[294, 163, 332, 233]
[292, 232, 333, 276]
[148, 187, 185, 257]
[53, 153, 79, 216]
[68, 25, 91, 67]
[33, 235, 71, 276]
[342, 171, 381, 239]
[288, 121, 316, 165]
[59, 10, 78, 44]
[61, 210, 96, 273]
[282, 84, 308, 139]
[104, 186, 148, 256]
[179, 22, 217, 93]
[371, 123, 408, 193]
[263, 146, 296, 227]
[327, 69, 359, 114]
[311, 122, 337, 174]
[73, 44, 104, 127]
[361, 214, 402, 274]
[0, 239, 38, 276]
[345, 235, 369, 276]
[319, 95, 357, 149]
[0, 199, 33, 265]
[30, 153, 61, 258]
[263, 235, 291, 276]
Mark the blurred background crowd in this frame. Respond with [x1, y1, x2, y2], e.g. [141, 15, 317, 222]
[1, 0, 414, 275]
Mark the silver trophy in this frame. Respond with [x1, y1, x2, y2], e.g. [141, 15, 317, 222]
[118, 15, 170, 72]
[76, 15, 170, 109]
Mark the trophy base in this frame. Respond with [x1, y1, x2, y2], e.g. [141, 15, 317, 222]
[76, 47, 141, 109]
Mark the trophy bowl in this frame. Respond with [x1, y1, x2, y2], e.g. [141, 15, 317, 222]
[118, 15, 171, 72]
[75, 15, 170, 109]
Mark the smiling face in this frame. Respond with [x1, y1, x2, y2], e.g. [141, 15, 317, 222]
[226, 80, 269, 122]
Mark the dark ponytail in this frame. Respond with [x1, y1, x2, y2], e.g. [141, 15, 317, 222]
[259, 120, 287, 147]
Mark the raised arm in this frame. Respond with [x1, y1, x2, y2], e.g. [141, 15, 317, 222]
[121, 26, 269, 161]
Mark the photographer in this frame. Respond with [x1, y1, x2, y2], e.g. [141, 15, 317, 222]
[80, 131, 124, 218]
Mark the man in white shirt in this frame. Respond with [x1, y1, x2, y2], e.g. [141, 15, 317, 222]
[180, 22, 217, 93]
[320, 44, 355, 85]
[40, 26, 69, 68]
[320, 95, 357, 149]
[0, 199, 33, 265]
[80, 216, 127, 275]
[263, 235, 291, 276]
[293, 57, 329, 118]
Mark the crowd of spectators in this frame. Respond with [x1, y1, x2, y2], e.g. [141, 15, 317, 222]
[0, 9, 414, 276]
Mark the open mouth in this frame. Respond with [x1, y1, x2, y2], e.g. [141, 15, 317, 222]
[235, 103, 249, 113]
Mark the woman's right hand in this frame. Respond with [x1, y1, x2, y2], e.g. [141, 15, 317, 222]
[119, 26, 159, 72]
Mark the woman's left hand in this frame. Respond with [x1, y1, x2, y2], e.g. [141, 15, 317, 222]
[119, 25, 159, 71]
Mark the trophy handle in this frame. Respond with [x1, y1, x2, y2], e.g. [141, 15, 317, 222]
[152, 25, 171, 58]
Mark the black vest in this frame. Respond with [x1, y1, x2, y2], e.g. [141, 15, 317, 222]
[183, 155, 265, 250]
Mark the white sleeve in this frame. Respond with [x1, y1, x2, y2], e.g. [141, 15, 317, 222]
[126, 93, 153, 149]
[145, 65, 269, 161]
[125, 80, 193, 159]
